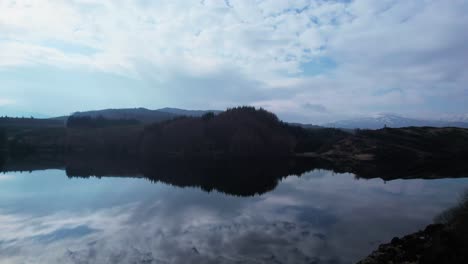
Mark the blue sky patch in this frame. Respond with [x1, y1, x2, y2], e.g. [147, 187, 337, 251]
[41, 40, 99, 55]
[300, 57, 337, 76]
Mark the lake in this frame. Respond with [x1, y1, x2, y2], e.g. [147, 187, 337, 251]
[0, 166, 468, 263]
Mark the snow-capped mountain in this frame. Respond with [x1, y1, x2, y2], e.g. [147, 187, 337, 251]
[323, 113, 468, 129]
[439, 114, 468, 123]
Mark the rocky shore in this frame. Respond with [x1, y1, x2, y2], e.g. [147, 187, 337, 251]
[357, 223, 467, 264]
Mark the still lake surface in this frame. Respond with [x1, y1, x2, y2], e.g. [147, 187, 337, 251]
[0, 168, 468, 264]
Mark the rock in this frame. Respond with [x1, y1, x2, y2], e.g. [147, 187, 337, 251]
[356, 222, 468, 264]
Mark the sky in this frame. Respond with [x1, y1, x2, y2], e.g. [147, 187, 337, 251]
[0, 0, 467, 123]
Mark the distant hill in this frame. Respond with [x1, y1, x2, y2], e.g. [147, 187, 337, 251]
[323, 114, 468, 129]
[71, 107, 220, 124]
[157, 107, 221, 117]
[72, 108, 176, 123]
[286, 122, 323, 130]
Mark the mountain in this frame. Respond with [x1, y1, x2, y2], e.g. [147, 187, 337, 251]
[439, 113, 468, 123]
[323, 114, 468, 129]
[71, 107, 220, 124]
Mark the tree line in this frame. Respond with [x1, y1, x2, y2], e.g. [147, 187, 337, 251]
[67, 115, 140, 128]
[3, 107, 350, 159]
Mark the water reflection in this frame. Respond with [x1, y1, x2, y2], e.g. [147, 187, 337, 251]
[6, 154, 321, 196]
[4, 154, 468, 197]
[0, 157, 468, 263]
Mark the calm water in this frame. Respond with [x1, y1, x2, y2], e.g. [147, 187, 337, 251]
[1, 168, 468, 264]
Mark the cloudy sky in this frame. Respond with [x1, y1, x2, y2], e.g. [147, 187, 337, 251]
[0, 0, 467, 123]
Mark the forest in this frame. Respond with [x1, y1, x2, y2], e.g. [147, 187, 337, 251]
[0, 128, 5, 150]
[141, 107, 296, 158]
[0, 128, 6, 168]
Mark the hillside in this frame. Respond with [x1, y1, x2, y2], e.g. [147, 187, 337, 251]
[321, 127, 468, 160]
[317, 127, 468, 179]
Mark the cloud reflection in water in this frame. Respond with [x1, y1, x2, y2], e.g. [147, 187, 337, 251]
[0, 169, 467, 263]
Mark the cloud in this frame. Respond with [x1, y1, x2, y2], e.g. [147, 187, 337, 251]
[302, 103, 328, 113]
[0, 0, 467, 121]
[0, 98, 15, 107]
[0, 174, 15, 181]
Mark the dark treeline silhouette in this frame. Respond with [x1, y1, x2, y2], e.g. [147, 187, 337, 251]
[140, 159, 314, 196]
[0, 128, 6, 150]
[315, 155, 468, 180]
[0, 116, 64, 127]
[141, 107, 297, 158]
[284, 125, 348, 153]
[2, 126, 66, 157]
[67, 115, 141, 128]
[65, 115, 142, 155]
[0, 116, 66, 157]
[64, 154, 140, 177]
[0, 128, 5, 168]
[0, 107, 366, 159]
[0, 154, 4, 170]
[0, 152, 64, 172]
[63, 155, 317, 196]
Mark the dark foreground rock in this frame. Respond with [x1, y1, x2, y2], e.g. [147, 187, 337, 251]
[357, 224, 468, 264]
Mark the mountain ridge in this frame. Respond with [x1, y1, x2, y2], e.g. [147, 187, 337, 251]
[70, 107, 220, 124]
[323, 113, 468, 129]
